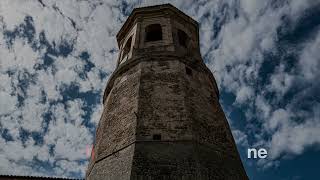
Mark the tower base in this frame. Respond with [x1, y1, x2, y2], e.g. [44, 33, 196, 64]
[87, 141, 248, 180]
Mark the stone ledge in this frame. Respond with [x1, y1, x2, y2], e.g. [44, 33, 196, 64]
[102, 54, 220, 104]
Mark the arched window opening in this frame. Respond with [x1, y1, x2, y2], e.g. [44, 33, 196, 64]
[121, 36, 132, 62]
[178, 29, 189, 48]
[145, 24, 162, 42]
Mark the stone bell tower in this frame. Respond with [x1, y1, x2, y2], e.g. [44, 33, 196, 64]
[86, 4, 248, 180]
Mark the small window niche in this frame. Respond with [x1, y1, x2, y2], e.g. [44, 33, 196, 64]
[121, 36, 132, 63]
[145, 24, 163, 42]
[177, 29, 189, 48]
[186, 66, 192, 76]
[153, 134, 161, 140]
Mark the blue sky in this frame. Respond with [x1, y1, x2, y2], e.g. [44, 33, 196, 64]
[0, 0, 319, 179]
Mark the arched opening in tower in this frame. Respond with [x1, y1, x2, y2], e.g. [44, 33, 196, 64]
[145, 24, 162, 42]
[177, 29, 189, 48]
[121, 36, 132, 62]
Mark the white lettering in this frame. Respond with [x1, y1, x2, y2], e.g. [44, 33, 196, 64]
[247, 148, 267, 159]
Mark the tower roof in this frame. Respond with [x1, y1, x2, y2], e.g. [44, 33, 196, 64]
[116, 4, 199, 46]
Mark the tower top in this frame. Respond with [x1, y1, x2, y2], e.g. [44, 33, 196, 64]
[103, 3, 218, 104]
[114, 3, 202, 68]
[116, 4, 198, 46]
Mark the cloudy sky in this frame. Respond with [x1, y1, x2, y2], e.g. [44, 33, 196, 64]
[0, 0, 319, 179]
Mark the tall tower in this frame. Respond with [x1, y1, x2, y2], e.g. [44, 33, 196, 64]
[86, 4, 248, 180]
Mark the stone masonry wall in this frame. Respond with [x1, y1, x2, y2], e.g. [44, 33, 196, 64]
[136, 60, 191, 141]
[86, 64, 141, 179]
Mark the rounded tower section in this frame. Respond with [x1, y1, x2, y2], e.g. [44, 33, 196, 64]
[86, 4, 248, 180]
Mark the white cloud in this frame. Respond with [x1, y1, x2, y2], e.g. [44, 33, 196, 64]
[0, 38, 41, 74]
[66, 99, 85, 125]
[266, 108, 291, 132]
[240, 0, 268, 18]
[37, 69, 62, 101]
[0, 0, 114, 177]
[198, 0, 320, 169]
[267, 64, 294, 97]
[89, 103, 103, 125]
[0, 91, 17, 115]
[299, 31, 320, 80]
[268, 109, 320, 159]
[21, 98, 49, 132]
[235, 85, 254, 104]
[255, 95, 271, 120]
[54, 56, 83, 86]
[232, 129, 249, 147]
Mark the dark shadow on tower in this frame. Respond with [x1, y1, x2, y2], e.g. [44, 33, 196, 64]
[86, 4, 248, 180]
